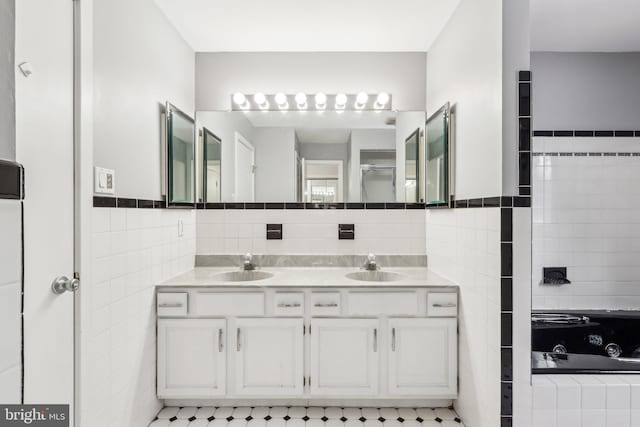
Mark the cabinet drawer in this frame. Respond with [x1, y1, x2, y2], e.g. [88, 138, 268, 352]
[194, 292, 265, 316]
[157, 292, 188, 317]
[273, 292, 304, 316]
[347, 291, 419, 316]
[427, 292, 458, 317]
[310, 292, 341, 316]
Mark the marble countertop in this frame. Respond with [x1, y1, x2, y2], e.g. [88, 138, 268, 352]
[159, 267, 457, 289]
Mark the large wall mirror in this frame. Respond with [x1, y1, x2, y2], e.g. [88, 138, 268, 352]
[425, 103, 452, 207]
[165, 103, 196, 207]
[195, 110, 426, 203]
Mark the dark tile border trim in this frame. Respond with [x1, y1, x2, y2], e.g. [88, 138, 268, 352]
[534, 129, 640, 137]
[93, 196, 166, 208]
[500, 204, 514, 423]
[518, 71, 532, 197]
[426, 196, 530, 209]
[0, 160, 25, 200]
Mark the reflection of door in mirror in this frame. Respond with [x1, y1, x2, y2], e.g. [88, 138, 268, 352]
[404, 129, 420, 203]
[303, 160, 343, 203]
[234, 132, 255, 202]
[203, 128, 222, 203]
[360, 150, 396, 202]
[167, 103, 196, 205]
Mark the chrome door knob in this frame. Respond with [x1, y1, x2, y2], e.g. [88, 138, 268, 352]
[51, 276, 80, 294]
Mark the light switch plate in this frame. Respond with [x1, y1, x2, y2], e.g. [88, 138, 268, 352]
[94, 167, 115, 195]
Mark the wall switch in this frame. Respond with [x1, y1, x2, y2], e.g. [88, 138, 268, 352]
[94, 167, 115, 195]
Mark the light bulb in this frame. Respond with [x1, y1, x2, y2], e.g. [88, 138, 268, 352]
[356, 92, 368, 109]
[275, 93, 288, 109]
[315, 92, 327, 109]
[295, 92, 307, 109]
[233, 93, 246, 106]
[376, 92, 390, 108]
[335, 93, 347, 109]
[253, 93, 267, 108]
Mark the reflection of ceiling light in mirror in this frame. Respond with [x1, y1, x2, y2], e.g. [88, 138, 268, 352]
[275, 93, 288, 109]
[375, 92, 390, 109]
[254, 93, 269, 109]
[335, 93, 347, 110]
[295, 92, 307, 109]
[355, 92, 368, 109]
[315, 92, 327, 109]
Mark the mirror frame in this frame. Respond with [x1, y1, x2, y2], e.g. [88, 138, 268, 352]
[164, 102, 196, 208]
[201, 127, 222, 203]
[404, 128, 420, 203]
[425, 102, 453, 208]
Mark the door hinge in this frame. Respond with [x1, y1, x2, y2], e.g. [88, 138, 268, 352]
[303, 324, 306, 335]
[309, 324, 311, 334]
[308, 377, 311, 387]
[74, 272, 80, 280]
[303, 376, 306, 387]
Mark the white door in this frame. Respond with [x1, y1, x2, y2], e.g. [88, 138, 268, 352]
[234, 132, 255, 201]
[15, 0, 75, 416]
[309, 319, 379, 396]
[388, 318, 457, 396]
[233, 318, 304, 395]
[158, 319, 227, 399]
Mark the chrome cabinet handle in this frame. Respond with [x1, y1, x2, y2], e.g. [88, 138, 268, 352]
[158, 302, 183, 308]
[314, 303, 338, 307]
[433, 303, 457, 308]
[373, 328, 378, 352]
[237, 328, 241, 351]
[391, 327, 396, 352]
[218, 329, 224, 352]
[277, 303, 302, 308]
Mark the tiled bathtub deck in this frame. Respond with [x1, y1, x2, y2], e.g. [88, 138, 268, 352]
[150, 407, 464, 427]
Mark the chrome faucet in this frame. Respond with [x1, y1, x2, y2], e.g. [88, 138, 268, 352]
[242, 253, 257, 271]
[363, 253, 379, 271]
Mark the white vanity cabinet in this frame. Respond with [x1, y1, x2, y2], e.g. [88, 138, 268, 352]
[388, 317, 457, 396]
[156, 287, 458, 403]
[309, 318, 379, 396]
[157, 318, 227, 399]
[233, 318, 304, 396]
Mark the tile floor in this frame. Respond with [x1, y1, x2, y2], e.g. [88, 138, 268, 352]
[149, 407, 464, 427]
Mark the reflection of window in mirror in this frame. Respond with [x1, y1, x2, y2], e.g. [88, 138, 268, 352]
[404, 129, 420, 203]
[202, 128, 222, 203]
[303, 160, 343, 203]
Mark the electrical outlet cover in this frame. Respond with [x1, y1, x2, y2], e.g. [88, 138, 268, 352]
[94, 166, 115, 195]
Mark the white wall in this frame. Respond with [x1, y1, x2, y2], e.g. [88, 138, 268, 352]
[82, 207, 195, 427]
[532, 137, 640, 309]
[197, 209, 426, 256]
[426, 0, 503, 200]
[0, 200, 21, 403]
[426, 208, 502, 427]
[254, 127, 297, 202]
[196, 111, 256, 202]
[93, 0, 195, 200]
[195, 52, 427, 111]
[348, 129, 396, 202]
[0, 0, 15, 161]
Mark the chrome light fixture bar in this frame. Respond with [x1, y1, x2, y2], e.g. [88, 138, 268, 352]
[230, 93, 392, 111]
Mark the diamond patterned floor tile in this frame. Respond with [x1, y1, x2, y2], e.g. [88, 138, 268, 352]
[157, 407, 180, 419]
[324, 408, 343, 419]
[233, 408, 253, 418]
[209, 418, 228, 427]
[195, 407, 216, 419]
[176, 407, 197, 419]
[288, 407, 307, 418]
[149, 420, 170, 427]
[343, 408, 362, 419]
[269, 408, 288, 418]
[251, 408, 271, 419]
[434, 409, 457, 420]
[188, 420, 209, 427]
[306, 407, 325, 419]
[361, 408, 380, 419]
[379, 408, 398, 419]
[214, 408, 234, 419]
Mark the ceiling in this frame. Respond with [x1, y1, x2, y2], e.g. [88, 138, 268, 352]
[243, 110, 395, 129]
[154, 0, 461, 52]
[295, 129, 352, 144]
[531, 0, 640, 52]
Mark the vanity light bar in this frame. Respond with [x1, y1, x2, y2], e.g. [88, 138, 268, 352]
[230, 93, 392, 111]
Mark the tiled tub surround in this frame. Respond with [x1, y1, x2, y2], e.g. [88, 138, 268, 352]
[80, 207, 196, 427]
[150, 406, 465, 427]
[0, 200, 22, 403]
[532, 136, 640, 309]
[195, 209, 426, 256]
[532, 374, 640, 427]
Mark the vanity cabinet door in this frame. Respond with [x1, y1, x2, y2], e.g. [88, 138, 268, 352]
[309, 318, 379, 396]
[233, 318, 304, 396]
[388, 318, 457, 397]
[157, 319, 226, 399]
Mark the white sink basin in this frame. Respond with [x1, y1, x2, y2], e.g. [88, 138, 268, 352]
[212, 270, 274, 282]
[345, 271, 405, 282]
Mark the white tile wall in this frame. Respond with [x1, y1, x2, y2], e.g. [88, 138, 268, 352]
[0, 200, 22, 404]
[425, 208, 501, 427]
[80, 208, 195, 427]
[532, 374, 640, 427]
[196, 209, 426, 255]
[532, 137, 640, 309]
